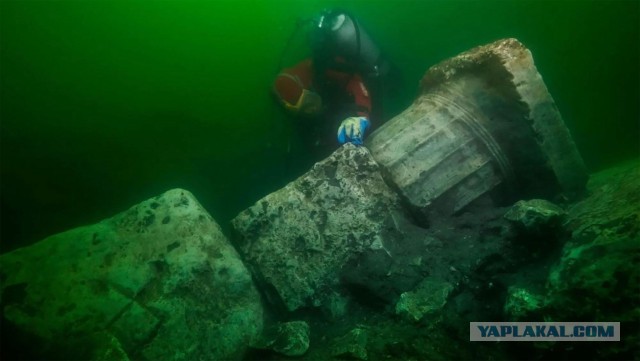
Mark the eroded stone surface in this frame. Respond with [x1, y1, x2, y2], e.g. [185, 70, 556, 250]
[255, 320, 311, 357]
[504, 199, 565, 232]
[366, 38, 587, 217]
[331, 327, 369, 361]
[0, 189, 263, 360]
[503, 287, 544, 321]
[395, 278, 454, 322]
[232, 144, 413, 312]
[543, 161, 639, 358]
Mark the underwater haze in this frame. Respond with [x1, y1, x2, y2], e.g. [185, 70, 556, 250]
[1, 0, 638, 251]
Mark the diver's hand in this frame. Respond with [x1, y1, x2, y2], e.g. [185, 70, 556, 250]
[337, 117, 370, 146]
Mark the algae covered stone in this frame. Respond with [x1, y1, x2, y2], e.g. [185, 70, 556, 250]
[543, 161, 639, 359]
[503, 287, 544, 321]
[331, 327, 369, 360]
[395, 278, 454, 322]
[0, 188, 263, 360]
[232, 143, 409, 312]
[504, 199, 565, 232]
[254, 321, 311, 357]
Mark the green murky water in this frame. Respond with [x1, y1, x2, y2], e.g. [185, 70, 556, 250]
[1, 0, 638, 251]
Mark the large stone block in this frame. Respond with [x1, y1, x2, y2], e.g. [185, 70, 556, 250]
[543, 160, 639, 359]
[366, 38, 587, 216]
[547, 160, 639, 314]
[231, 144, 414, 312]
[0, 189, 263, 360]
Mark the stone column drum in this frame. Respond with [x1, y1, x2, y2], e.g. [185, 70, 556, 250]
[366, 38, 588, 216]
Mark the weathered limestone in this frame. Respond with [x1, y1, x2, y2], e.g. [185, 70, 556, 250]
[331, 327, 369, 360]
[252, 321, 311, 357]
[366, 38, 588, 216]
[231, 143, 413, 312]
[545, 161, 639, 339]
[498, 161, 639, 359]
[503, 287, 544, 321]
[504, 199, 565, 232]
[0, 189, 263, 360]
[395, 278, 454, 322]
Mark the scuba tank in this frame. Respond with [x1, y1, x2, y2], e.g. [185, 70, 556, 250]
[276, 9, 401, 127]
[311, 8, 401, 125]
[311, 9, 390, 79]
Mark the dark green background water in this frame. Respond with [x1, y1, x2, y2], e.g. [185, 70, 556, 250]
[1, 0, 638, 252]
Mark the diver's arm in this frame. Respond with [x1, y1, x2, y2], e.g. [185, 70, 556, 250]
[345, 74, 371, 119]
[273, 59, 314, 106]
[334, 72, 372, 145]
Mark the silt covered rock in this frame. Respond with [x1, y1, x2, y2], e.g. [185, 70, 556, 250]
[232, 143, 416, 311]
[395, 278, 454, 322]
[503, 287, 544, 321]
[252, 320, 311, 357]
[0, 189, 263, 360]
[542, 161, 639, 359]
[331, 327, 369, 360]
[504, 199, 565, 233]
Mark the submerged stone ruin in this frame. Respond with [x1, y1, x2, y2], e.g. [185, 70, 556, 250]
[1, 38, 637, 361]
[232, 37, 590, 324]
[0, 189, 263, 360]
[231, 144, 415, 313]
[366, 38, 588, 217]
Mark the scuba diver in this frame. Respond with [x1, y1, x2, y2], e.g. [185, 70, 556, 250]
[273, 8, 400, 158]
